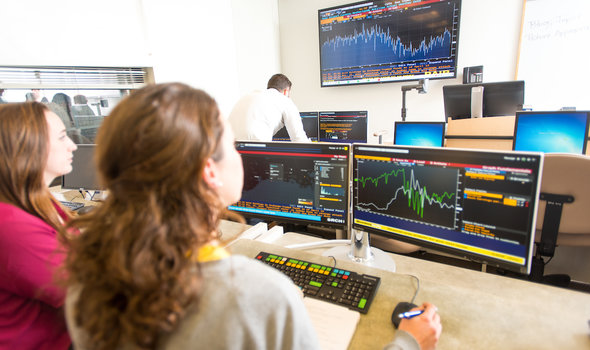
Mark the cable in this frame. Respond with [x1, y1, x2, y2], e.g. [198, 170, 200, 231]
[74, 189, 85, 201]
[544, 256, 553, 266]
[406, 274, 421, 305]
[327, 255, 337, 268]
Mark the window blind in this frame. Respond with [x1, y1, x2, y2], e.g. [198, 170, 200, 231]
[0, 66, 152, 89]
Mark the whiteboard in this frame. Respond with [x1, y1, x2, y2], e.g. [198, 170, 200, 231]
[517, 0, 590, 111]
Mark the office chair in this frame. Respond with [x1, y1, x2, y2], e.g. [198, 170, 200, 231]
[71, 104, 95, 117]
[529, 153, 590, 287]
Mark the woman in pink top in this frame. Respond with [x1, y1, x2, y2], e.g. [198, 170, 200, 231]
[0, 102, 77, 349]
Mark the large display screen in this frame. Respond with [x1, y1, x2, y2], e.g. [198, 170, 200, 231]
[352, 145, 543, 274]
[318, 0, 462, 87]
[230, 142, 350, 229]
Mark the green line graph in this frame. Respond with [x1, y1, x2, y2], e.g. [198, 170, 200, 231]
[356, 167, 455, 218]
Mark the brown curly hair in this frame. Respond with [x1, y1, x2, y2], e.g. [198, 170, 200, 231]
[63, 83, 226, 349]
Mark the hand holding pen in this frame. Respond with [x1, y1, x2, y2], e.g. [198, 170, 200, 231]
[398, 309, 425, 319]
[398, 303, 442, 350]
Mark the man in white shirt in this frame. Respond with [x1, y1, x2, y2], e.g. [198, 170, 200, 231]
[228, 74, 309, 142]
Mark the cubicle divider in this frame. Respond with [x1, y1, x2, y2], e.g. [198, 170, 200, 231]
[444, 115, 515, 150]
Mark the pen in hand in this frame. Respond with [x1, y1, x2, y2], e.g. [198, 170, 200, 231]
[398, 309, 424, 319]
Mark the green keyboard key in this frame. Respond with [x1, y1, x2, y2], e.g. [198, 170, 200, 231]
[309, 281, 322, 288]
[358, 298, 367, 309]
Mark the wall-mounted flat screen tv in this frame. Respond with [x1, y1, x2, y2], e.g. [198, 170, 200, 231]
[318, 0, 462, 87]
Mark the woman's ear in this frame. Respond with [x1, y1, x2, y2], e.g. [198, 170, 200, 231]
[203, 158, 223, 188]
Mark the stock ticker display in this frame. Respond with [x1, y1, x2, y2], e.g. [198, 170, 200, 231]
[319, 0, 461, 86]
[230, 142, 350, 228]
[318, 111, 368, 143]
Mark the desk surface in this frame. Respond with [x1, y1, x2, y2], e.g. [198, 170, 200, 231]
[52, 199, 590, 349]
[222, 223, 590, 350]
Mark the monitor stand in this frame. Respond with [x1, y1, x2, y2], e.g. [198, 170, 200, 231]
[322, 229, 397, 272]
[82, 189, 107, 201]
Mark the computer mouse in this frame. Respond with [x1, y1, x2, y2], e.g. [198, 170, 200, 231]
[391, 301, 418, 328]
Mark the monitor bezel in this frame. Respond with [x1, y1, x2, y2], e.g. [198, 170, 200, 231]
[231, 141, 352, 230]
[318, 110, 368, 143]
[351, 144, 544, 274]
[513, 110, 590, 155]
[393, 121, 446, 147]
[272, 111, 319, 142]
[300, 111, 320, 142]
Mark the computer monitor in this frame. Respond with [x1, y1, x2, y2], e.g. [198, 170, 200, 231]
[394, 122, 446, 147]
[318, 0, 462, 87]
[352, 144, 543, 274]
[62, 144, 102, 191]
[319, 111, 368, 143]
[230, 141, 350, 229]
[513, 111, 590, 154]
[272, 112, 319, 141]
[443, 81, 525, 121]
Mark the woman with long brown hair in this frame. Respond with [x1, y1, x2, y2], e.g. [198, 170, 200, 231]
[63, 82, 442, 350]
[62, 83, 320, 349]
[0, 102, 77, 349]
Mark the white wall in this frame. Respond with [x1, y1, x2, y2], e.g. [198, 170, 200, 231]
[0, 0, 151, 67]
[230, 0, 282, 97]
[0, 0, 282, 117]
[140, 0, 239, 115]
[127, 0, 281, 116]
[278, 0, 525, 143]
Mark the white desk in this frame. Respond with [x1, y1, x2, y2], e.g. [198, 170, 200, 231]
[220, 221, 590, 350]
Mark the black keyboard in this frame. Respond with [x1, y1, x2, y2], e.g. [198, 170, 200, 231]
[59, 200, 84, 211]
[256, 251, 380, 314]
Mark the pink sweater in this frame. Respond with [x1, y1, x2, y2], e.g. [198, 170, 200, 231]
[0, 202, 71, 350]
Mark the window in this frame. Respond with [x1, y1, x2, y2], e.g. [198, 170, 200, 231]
[0, 66, 153, 143]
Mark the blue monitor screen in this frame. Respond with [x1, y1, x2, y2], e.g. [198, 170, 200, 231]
[272, 112, 319, 142]
[513, 111, 590, 154]
[394, 122, 445, 147]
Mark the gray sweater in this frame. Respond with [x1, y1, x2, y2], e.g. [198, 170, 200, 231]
[66, 255, 320, 350]
[66, 255, 419, 350]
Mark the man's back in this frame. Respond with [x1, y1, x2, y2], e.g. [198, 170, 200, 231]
[228, 89, 308, 142]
